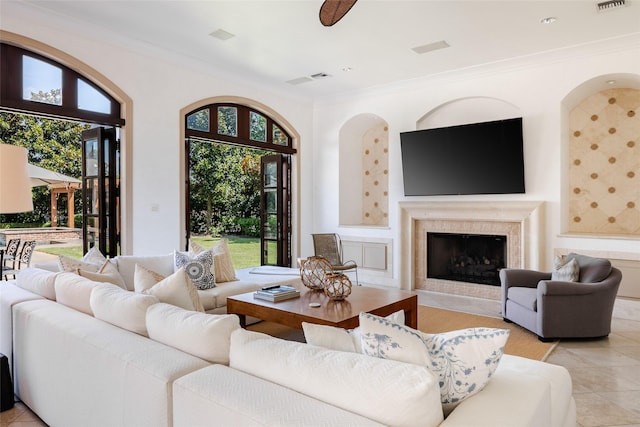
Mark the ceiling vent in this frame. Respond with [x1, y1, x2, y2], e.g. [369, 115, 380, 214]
[286, 77, 313, 85]
[412, 40, 450, 55]
[596, 0, 628, 12]
[209, 29, 235, 41]
[311, 72, 332, 79]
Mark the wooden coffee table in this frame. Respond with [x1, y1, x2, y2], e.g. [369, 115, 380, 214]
[227, 285, 417, 330]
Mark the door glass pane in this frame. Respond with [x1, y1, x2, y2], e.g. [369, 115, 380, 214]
[264, 214, 278, 239]
[217, 106, 237, 136]
[187, 109, 209, 132]
[86, 216, 99, 247]
[85, 179, 100, 214]
[264, 162, 277, 187]
[273, 125, 289, 146]
[264, 240, 277, 265]
[77, 79, 111, 113]
[249, 111, 267, 142]
[265, 190, 277, 213]
[85, 138, 99, 176]
[22, 55, 62, 105]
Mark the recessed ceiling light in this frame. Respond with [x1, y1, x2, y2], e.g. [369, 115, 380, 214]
[540, 17, 557, 24]
[342, 66, 353, 72]
[606, 80, 616, 85]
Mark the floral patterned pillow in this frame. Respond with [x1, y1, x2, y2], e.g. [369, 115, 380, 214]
[359, 312, 509, 412]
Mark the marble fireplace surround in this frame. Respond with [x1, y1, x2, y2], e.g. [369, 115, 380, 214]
[399, 201, 544, 300]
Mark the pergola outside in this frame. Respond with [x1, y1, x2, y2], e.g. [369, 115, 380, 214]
[28, 164, 82, 228]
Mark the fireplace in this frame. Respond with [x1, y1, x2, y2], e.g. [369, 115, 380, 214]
[427, 232, 506, 286]
[399, 201, 544, 300]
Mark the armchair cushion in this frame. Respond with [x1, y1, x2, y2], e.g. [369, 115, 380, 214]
[566, 253, 612, 283]
[507, 287, 538, 311]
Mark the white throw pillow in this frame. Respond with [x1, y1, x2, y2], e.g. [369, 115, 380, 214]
[551, 256, 580, 282]
[190, 239, 238, 283]
[302, 309, 405, 353]
[90, 283, 159, 336]
[77, 260, 126, 289]
[146, 303, 239, 364]
[82, 246, 108, 265]
[58, 255, 101, 273]
[174, 250, 215, 290]
[54, 272, 103, 315]
[15, 267, 59, 300]
[136, 266, 204, 312]
[359, 312, 509, 412]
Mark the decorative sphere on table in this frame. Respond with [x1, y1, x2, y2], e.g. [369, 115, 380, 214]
[323, 272, 352, 300]
[299, 256, 332, 290]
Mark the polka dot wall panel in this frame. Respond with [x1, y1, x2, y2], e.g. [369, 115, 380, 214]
[362, 124, 389, 226]
[569, 88, 639, 235]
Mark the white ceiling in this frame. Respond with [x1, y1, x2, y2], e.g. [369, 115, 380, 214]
[12, 0, 640, 99]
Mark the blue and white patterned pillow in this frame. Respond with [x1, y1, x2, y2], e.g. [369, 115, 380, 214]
[174, 250, 215, 290]
[359, 312, 509, 411]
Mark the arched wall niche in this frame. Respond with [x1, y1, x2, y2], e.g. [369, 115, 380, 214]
[179, 96, 301, 255]
[416, 97, 521, 130]
[560, 73, 640, 236]
[339, 113, 389, 227]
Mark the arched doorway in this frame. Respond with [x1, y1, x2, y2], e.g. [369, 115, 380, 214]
[181, 97, 299, 267]
[0, 31, 132, 255]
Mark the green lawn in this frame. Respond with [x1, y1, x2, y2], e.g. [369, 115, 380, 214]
[37, 236, 261, 269]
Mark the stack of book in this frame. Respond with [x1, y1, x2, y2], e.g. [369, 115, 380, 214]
[253, 285, 300, 302]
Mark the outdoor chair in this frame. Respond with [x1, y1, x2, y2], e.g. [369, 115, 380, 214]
[500, 253, 622, 341]
[3, 240, 36, 281]
[311, 233, 358, 285]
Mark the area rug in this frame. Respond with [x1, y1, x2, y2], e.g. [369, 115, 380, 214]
[248, 305, 558, 361]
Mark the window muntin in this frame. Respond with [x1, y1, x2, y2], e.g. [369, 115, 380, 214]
[22, 55, 62, 106]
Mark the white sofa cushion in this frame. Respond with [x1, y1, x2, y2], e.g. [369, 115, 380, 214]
[359, 312, 510, 413]
[114, 254, 175, 291]
[90, 283, 159, 336]
[229, 329, 444, 427]
[15, 267, 59, 300]
[135, 265, 204, 312]
[54, 272, 103, 315]
[146, 303, 239, 364]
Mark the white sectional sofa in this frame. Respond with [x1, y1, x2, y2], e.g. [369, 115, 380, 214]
[1, 261, 577, 427]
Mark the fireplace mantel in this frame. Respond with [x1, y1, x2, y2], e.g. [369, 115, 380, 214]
[399, 201, 545, 298]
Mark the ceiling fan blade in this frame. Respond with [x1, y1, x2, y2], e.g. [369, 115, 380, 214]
[319, 0, 358, 27]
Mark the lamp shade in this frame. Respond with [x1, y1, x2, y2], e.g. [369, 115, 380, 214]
[0, 144, 34, 214]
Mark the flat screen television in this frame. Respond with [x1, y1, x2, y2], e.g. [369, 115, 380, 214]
[400, 117, 525, 196]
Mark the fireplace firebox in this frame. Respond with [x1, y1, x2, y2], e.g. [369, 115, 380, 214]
[427, 232, 507, 286]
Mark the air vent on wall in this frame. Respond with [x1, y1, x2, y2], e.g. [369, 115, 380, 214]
[597, 0, 627, 12]
[286, 77, 313, 85]
[311, 72, 332, 79]
[412, 40, 450, 55]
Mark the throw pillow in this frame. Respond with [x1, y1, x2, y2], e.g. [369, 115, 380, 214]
[90, 283, 159, 337]
[82, 246, 108, 265]
[359, 312, 509, 412]
[146, 303, 239, 364]
[190, 238, 237, 283]
[551, 256, 579, 282]
[77, 260, 126, 289]
[58, 255, 101, 273]
[302, 309, 406, 353]
[133, 263, 166, 293]
[136, 266, 204, 312]
[174, 250, 215, 290]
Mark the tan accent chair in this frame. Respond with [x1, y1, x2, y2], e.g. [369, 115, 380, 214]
[311, 233, 358, 285]
[500, 253, 622, 342]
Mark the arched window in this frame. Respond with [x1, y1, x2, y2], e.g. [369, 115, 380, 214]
[1, 43, 123, 127]
[185, 103, 294, 154]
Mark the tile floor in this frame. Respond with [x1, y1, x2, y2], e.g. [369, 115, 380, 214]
[2, 290, 640, 427]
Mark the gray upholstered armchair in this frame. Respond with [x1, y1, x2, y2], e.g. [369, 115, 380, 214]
[500, 253, 622, 342]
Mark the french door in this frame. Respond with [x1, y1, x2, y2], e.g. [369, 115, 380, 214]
[260, 154, 291, 266]
[81, 127, 119, 257]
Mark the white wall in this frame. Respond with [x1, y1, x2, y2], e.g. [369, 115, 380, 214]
[1, 3, 314, 257]
[312, 34, 640, 286]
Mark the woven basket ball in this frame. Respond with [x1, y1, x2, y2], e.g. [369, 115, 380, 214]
[323, 272, 352, 300]
[299, 256, 332, 291]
